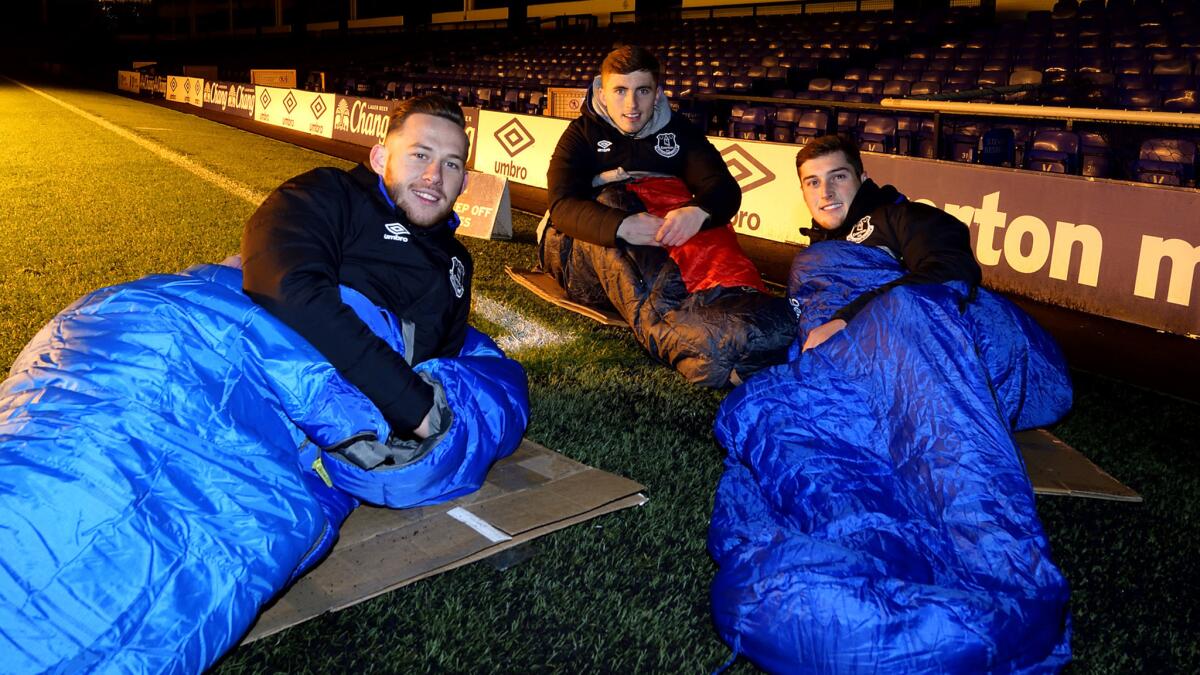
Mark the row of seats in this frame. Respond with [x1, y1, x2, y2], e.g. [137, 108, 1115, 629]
[716, 102, 1198, 186]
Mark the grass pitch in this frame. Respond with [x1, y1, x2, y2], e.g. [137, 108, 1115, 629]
[1, 79, 1197, 673]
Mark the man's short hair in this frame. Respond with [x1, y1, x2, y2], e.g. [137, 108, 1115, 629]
[601, 45, 662, 86]
[795, 135, 864, 177]
[386, 94, 466, 136]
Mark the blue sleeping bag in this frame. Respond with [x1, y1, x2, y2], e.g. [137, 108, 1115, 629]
[708, 242, 1072, 673]
[0, 262, 528, 674]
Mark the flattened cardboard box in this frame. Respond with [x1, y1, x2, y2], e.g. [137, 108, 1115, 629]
[244, 439, 647, 642]
[506, 267, 1141, 503]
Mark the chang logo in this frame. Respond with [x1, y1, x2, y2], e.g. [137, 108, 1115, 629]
[334, 99, 352, 132]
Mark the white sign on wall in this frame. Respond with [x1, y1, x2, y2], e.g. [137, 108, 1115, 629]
[475, 111, 571, 190]
[255, 87, 335, 139]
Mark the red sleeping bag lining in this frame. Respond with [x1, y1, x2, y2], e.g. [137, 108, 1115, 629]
[626, 177, 767, 294]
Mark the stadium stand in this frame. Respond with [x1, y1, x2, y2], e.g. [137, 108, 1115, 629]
[111, 2, 1200, 187]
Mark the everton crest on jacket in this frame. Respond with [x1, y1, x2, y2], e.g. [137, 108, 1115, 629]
[243, 163, 473, 434]
[547, 77, 741, 246]
[801, 178, 982, 322]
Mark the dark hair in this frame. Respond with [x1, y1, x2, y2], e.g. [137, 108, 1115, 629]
[386, 93, 466, 136]
[795, 135, 864, 177]
[601, 45, 661, 86]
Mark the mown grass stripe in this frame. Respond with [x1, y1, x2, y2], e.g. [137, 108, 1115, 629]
[6, 76, 268, 207]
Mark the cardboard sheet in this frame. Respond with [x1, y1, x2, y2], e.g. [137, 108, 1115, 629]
[244, 439, 647, 642]
[505, 266, 626, 327]
[507, 268, 1140, 503]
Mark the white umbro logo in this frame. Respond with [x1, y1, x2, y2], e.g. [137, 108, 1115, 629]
[597, 140, 613, 153]
[383, 222, 410, 242]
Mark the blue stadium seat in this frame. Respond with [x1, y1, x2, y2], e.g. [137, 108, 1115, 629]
[1134, 138, 1197, 186]
[979, 127, 1017, 167]
[1079, 131, 1112, 178]
[858, 116, 899, 153]
[1026, 129, 1081, 174]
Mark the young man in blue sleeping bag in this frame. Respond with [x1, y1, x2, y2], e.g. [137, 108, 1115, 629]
[0, 95, 528, 673]
[243, 93, 474, 460]
[793, 134, 983, 349]
[707, 134, 1073, 673]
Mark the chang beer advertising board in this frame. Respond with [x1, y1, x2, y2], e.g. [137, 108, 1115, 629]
[256, 87, 335, 139]
[332, 95, 392, 146]
[203, 81, 255, 119]
[117, 71, 141, 94]
[475, 111, 570, 189]
[708, 136, 811, 245]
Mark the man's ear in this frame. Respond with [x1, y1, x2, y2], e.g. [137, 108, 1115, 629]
[368, 143, 388, 176]
[860, 170, 869, 182]
[457, 170, 469, 198]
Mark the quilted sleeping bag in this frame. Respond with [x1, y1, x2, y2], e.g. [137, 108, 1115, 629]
[0, 262, 528, 674]
[708, 241, 1073, 673]
[539, 176, 795, 388]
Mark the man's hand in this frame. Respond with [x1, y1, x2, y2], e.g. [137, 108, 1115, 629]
[412, 406, 434, 439]
[656, 205, 710, 247]
[617, 212, 666, 246]
[802, 319, 847, 352]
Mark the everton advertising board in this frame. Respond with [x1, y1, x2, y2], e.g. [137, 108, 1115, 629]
[203, 81, 255, 119]
[332, 96, 392, 146]
[863, 155, 1200, 337]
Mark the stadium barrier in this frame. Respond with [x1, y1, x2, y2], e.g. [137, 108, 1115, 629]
[118, 73, 1200, 338]
[117, 71, 140, 94]
[203, 81, 255, 119]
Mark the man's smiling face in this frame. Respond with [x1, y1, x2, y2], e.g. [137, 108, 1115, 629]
[599, 69, 659, 135]
[798, 150, 866, 230]
[372, 113, 468, 227]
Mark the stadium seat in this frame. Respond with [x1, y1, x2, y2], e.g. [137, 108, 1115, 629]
[1079, 131, 1113, 178]
[733, 107, 769, 141]
[1134, 138, 1197, 186]
[910, 81, 941, 97]
[1026, 129, 1081, 174]
[795, 110, 831, 145]
[1120, 89, 1163, 110]
[1164, 89, 1200, 112]
[858, 116, 899, 153]
[979, 127, 1017, 167]
[945, 122, 985, 163]
[771, 107, 803, 144]
[1006, 69, 1043, 103]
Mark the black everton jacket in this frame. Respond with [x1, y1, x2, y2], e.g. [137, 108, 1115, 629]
[546, 77, 741, 246]
[803, 179, 982, 321]
[241, 163, 472, 434]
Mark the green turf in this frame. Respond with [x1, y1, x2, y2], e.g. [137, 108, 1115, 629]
[1, 80, 1197, 673]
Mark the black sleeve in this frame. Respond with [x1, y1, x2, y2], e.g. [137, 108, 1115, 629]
[241, 170, 434, 436]
[546, 120, 628, 247]
[834, 204, 983, 321]
[679, 124, 741, 231]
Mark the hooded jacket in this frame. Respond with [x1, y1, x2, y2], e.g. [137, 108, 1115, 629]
[546, 76, 741, 247]
[242, 163, 472, 434]
[802, 178, 982, 321]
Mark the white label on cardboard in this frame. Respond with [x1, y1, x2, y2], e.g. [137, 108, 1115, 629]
[446, 507, 512, 543]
